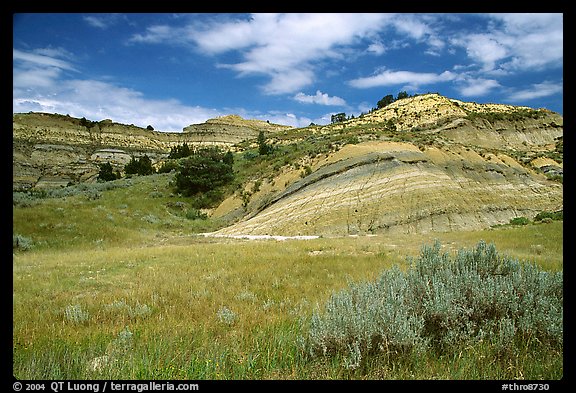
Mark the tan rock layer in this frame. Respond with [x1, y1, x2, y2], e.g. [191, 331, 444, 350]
[12, 112, 289, 189]
[215, 144, 562, 236]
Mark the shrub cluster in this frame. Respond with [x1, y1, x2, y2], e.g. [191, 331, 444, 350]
[465, 108, 545, 122]
[124, 155, 155, 176]
[173, 147, 234, 208]
[306, 241, 562, 368]
[505, 210, 563, 226]
[97, 162, 121, 182]
[13, 233, 34, 251]
[168, 142, 192, 159]
[13, 180, 132, 206]
[64, 304, 90, 323]
[534, 210, 563, 222]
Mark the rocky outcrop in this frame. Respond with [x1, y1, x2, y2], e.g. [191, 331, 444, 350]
[12, 112, 290, 190]
[212, 141, 562, 236]
[183, 114, 292, 144]
[211, 94, 563, 236]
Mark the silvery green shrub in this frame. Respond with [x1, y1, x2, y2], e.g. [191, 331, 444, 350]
[12, 192, 38, 208]
[64, 304, 90, 323]
[217, 306, 237, 325]
[307, 240, 562, 366]
[13, 233, 34, 251]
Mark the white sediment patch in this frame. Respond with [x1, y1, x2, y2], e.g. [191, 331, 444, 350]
[202, 233, 319, 241]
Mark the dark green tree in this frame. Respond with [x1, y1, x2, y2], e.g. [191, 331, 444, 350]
[174, 148, 235, 203]
[377, 95, 394, 109]
[146, 125, 154, 131]
[397, 91, 409, 100]
[79, 117, 96, 129]
[124, 157, 140, 176]
[169, 142, 192, 159]
[330, 113, 347, 123]
[258, 131, 272, 155]
[97, 162, 119, 181]
[138, 155, 154, 175]
[124, 154, 155, 176]
[223, 151, 234, 166]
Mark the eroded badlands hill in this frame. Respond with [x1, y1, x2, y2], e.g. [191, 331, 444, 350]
[12, 113, 291, 189]
[210, 94, 563, 235]
[213, 141, 562, 235]
[183, 115, 292, 144]
[13, 93, 563, 235]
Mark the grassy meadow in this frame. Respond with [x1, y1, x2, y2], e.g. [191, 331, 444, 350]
[13, 174, 563, 380]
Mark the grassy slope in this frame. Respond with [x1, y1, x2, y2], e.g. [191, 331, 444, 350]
[13, 173, 563, 380]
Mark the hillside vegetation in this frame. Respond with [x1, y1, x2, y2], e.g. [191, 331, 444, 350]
[208, 94, 562, 236]
[13, 172, 563, 379]
[12, 93, 563, 380]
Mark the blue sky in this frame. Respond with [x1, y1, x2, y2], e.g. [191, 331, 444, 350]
[13, 13, 563, 131]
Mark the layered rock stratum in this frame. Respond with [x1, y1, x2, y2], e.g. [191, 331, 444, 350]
[211, 94, 563, 235]
[13, 93, 563, 235]
[12, 113, 291, 189]
[214, 141, 562, 235]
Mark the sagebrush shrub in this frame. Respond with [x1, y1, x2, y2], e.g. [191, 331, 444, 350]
[13, 234, 34, 251]
[307, 240, 562, 367]
[217, 306, 237, 325]
[64, 304, 90, 323]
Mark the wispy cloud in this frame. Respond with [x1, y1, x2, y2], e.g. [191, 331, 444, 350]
[13, 13, 563, 128]
[132, 13, 562, 98]
[13, 78, 223, 131]
[129, 24, 185, 44]
[348, 69, 457, 89]
[507, 81, 563, 102]
[457, 78, 501, 97]
[293, 90, 346, 106]
[13, 48, 77, 72]
[366, 41, 386, 55]
[346, 13, 562, 100]
[13, 47, 223, 131]
[129, 13, 393, 94]
[83, 14, 126, 30]
[451, 13, 563, 73]
[454, 33, 509, 72]
[13, 48, 78, 89]
[12, 46, 318, 130]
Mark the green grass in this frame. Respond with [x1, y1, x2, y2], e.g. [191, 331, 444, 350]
[13, 175, 563, 380]
[13, 174, 226, 251]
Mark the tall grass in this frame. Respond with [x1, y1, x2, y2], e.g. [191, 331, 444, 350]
[12, 174, 226, 251]
[13, 174, 563, 379]
[13, 237, 397, 379]
[13, 230, 562, 379]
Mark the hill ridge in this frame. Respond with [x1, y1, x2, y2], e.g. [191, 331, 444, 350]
[13, 93, 563, 235]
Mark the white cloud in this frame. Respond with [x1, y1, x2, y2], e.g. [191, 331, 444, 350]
[366, 41, 386, 55]
[13, 48, 77, 72]
[293, 90, 346, 106]
[129, 25, 185, 44]
[83, 14, 127, 30]
[457, 78, 501, 97]
[13, 78, 223, 131]
[390, 14, 430, 40]
[130, 13, 392, 95]
[83, 16, 108, 29]
[452, 13, 563, 73]
[13, 67, 62, 88]
[458, 34, 508, 72]
[349, 69, 456, 89]
[507, 81, 563, 101]
[13, 46, 313, 130]
[13, 47, 78, 89]
[13, 48, 223, 131]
